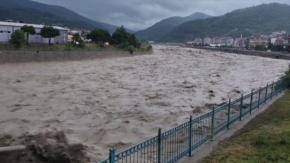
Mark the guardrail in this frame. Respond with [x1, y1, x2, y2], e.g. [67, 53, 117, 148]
[98, 78, 290, 163]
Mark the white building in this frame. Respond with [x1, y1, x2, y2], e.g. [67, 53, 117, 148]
[212, 37, 221, 45]
[271, 38, 277, 44]
[226, 37, 234, 45]
[0, 21, 68, 44]
[203, 37, 212, 45]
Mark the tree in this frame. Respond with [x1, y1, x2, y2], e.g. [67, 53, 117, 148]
[40, 26, 60, 44]
[9, 29, 26, 49]
[21, 25, 36, 44]
[255, 45, 267, 51]
[72, 33, 84, 48]
[87, 29, 111, 44]
[111, 26, 140, 49]
[268, 42, 273, 50]
[111, 26, 130, 46]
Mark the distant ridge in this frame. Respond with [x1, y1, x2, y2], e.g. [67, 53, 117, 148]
[0, 0, 134, 32]
[135, 12, 211, 41]
[160, 3, 290, 42]
[0, 6, 98, 30]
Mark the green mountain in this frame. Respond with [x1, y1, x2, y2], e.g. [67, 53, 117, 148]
[160, 3, 290, 43]
[135, 12, 211, 41]
[0, 0, 134, 33]
[0, 6, 97, 30]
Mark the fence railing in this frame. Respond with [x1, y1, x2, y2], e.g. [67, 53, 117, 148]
[98, 78, 290, 163]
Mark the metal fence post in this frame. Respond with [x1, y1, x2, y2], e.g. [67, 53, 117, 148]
[258, 87, 261, 108]
[109, 148, 115, 163]
[277, 80, 280, 93]
[239, 94, 243, 121]
[280, 81, 283, 93]
[264, 84, 268, 103]
[250, 90, 253, 114]
[211, 107, 215, 140]
[278, 80, 281, 93]
[227, 99, 231, 130]
[276, 81, 279, 96]
[271, 82, 274, 99]
[157, 128, 162, 163]
[188, 116, 193, 157]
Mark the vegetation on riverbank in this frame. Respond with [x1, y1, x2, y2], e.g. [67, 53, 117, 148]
[3, 25, 152, 52]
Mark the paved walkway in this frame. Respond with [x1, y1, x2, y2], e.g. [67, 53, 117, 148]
[178, 91, 286, 163]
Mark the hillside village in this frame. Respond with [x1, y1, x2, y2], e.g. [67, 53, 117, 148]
[186, 31, 290, 52]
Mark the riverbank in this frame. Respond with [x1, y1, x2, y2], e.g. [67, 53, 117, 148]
[190, 46, 290, 60]
[0, 50, 152, 63]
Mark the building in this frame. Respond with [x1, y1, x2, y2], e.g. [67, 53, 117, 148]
[68, 34, 74, 42]
[220, 37, 227, 45]
[212, 37, 221, 45]
[270, 38, 277, 44]
[68, 29, 82, 35]
[248, 39, 268, 48]
[226, 37, 234, 45]
[275, 37, 285, 45]
[0, 21, 68, 44]
[234, 38, 246, 48]
[193, 38, 203, 45]
[203, 37, 212, 45]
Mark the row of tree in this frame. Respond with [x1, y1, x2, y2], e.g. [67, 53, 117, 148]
[86, 26, 141, 50]
[10, 25, 147, 53]
[10, 25, 60, 48]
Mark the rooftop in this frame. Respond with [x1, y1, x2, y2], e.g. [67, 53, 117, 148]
[0, 21, 68, 31]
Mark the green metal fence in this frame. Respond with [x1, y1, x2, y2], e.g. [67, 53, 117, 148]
[98, 78, 289, 163]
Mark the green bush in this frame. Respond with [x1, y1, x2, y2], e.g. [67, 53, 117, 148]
[128, 45, 135, 54]
[118, 42, 130, 50]
[255, 45, 267, 51]
[9, 29, 26, 49]
[146, 45, 152, 51]
[99, 42, 105, 48]
[71, 33, 85, 48]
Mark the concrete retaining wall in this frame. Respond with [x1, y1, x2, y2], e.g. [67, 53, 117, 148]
[192, 47, 290, 60]
[0, 50, 152, 64]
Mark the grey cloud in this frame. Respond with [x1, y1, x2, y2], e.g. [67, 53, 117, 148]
[32, 0, 290, 31]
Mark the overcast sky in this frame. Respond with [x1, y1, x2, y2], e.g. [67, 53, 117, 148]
[32, 0, 290, 31]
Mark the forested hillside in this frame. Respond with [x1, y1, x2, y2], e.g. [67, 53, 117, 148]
[0, 0, 134, 33]
[0, 7, 96, 30]
[160, 3, 290, 42]
[135, 12, 211, 41]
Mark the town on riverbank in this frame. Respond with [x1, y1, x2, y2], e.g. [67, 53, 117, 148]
[185, 31, 290, 53]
